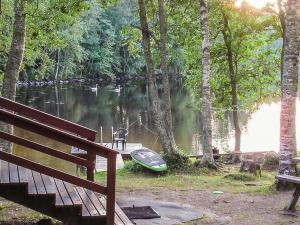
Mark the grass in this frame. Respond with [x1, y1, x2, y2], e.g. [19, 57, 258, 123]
[95, 161, 277, 195]
[0, 202, 50, 222]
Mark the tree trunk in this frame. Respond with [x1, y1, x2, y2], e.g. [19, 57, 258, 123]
[278, 0, 300, 179]
[221, 11, 241, 161]
[55, 48, 60, 81]
[198, 0, 214, 166]
[138, 0, 176, 154]
[0, 0, 26, 153]
[158, 0, 177, 151]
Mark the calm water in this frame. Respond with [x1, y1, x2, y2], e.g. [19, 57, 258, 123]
[12, 83, 300, 171]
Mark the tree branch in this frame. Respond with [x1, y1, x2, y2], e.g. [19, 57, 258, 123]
[130, 24, 160, 47]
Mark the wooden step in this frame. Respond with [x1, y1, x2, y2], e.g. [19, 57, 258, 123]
[0, 160, 132, 225]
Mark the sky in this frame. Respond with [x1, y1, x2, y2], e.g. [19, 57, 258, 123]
[236, 0, 277, 9]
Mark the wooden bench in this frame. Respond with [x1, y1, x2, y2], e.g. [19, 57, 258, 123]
[277, 175, 300, 211]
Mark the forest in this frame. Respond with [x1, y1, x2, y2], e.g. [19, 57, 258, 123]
[0, 0, 290, 164]
[0, 0, 300, 224]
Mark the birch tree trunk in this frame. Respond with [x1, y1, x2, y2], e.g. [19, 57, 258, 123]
[278, 0, 300, 179]
[198, 0, 214, 165]
[158, 0, 177, 151]
[0, 0, 26, 153]
[138, 0, 176, 154]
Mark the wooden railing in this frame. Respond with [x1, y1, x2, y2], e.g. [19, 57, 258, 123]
[0, 96, 117, 225]
[0, 96, 97, 141]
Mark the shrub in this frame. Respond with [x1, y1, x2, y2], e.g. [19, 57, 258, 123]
[262, 152, 279, 171]
[162, 151, 191, 172]
[123, 160, 145, 173]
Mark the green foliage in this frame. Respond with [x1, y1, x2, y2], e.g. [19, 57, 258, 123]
[167, 0, 281, 116]
[224, 173, 257, 182]
[262, 152, 279, 171]
[0, 0, 139, 80]
[0, 73, 4, 84]
[123, 160, 146, 173]
[162, 151, 191, 172]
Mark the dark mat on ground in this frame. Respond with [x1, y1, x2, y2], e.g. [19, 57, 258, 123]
[121, 206, 161, 219]
[118, 197, 204, 225]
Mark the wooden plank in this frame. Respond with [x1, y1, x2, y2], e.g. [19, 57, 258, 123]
[75, 187, 99, 216]
[0, 108, 117, 158]
[18, 166, 30, 183]
[96, 194, 125, 225]
[0, 151, 107, 195]
[97, 196, 131, 225]
[41, 174, 56, 195]
[114, 203, 133, 225]
[27, 169, 37, 195]
[63, 182, 82, 206]
[0, 131, 91, 168]
[54, 179, 73, 206]
[277, 175, 300, 185]
[71, 143, 143, 160]
[74, 187, 91, 217]
[0, 160, 9, 184]
[293, 157, 300, 163]
[9, 163, 19, 183]
[0, 96, 97, 141]
[32, 171, 46, 194]
[286, 187, 300, 211]
[84, 189, 106, 215]
[49, 177, 63, 206]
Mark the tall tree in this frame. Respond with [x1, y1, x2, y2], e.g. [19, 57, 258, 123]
[138, 0, 176, 154]
[221, 9, 241, 160]
[278, 0, 300, 178]
[198, 0, 214, 166]
[0, 0, 26, 153]
[158, 0, 177, 151]
[1, 0, 26, 100]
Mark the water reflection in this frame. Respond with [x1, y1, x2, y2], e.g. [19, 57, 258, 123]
[14, 83, 300, 171]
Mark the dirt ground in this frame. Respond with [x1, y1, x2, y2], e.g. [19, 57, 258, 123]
[117, 188, 300, 225]
[1, 188, 300, 225]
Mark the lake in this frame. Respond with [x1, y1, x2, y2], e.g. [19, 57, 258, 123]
[12, 83, 300, 171]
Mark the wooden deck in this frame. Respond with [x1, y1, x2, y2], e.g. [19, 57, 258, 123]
[72, 143, 143, 157]
[72, 143, 143, 171]
[0, 160, 133, 225]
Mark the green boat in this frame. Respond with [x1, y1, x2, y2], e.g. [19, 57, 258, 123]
[130, 148, 167, 172]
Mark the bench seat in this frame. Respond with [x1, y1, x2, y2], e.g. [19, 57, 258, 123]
[277, 174, 300, 212]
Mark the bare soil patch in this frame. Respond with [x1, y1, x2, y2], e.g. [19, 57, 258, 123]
[117, 188, 300, 225]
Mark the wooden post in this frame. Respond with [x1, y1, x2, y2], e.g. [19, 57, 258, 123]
[286, 187, 300, 211]
[106, 152, 116, 225]
[100, 126, 103, 143]
[87, 152, 95, 181]
[111, 126, 114, 149]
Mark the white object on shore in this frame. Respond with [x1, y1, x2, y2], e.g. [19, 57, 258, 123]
[91, 84, 98, 91]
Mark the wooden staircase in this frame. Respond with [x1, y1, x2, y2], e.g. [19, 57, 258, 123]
[0, 159, 132, 225]
[0, 97, 132, 225]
